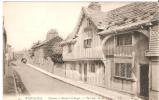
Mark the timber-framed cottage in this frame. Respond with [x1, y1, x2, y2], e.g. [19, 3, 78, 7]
[61, 2, 159, 100]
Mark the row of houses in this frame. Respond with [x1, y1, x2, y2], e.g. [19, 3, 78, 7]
[3, 19, 14, 76]
[28, 2, 159, 100]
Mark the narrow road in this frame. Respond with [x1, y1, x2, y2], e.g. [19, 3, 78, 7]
[13, 62, 100, 97]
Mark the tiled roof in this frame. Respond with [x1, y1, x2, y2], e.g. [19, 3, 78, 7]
[32, 36, 62, 49]
[87, 2, 159, 30]
[31, 40, 49, 49]
[62, 2, 159, 44]
[60, 32, 77, 46]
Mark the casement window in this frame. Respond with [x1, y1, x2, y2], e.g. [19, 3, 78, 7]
[115, 63, 132, 78]
[116, 34, 132, 46]
[89, 64, 96, 73]
[68, 44, 72, 53]
[84, 39, 92, 48]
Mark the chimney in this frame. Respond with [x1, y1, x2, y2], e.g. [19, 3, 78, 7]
[46, 29, 58, 40]
[88, 2, 101, 11]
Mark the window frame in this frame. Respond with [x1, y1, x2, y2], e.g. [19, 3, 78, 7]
[84, 38, 92, 48]
[116, 33, 132, 46]
[89, 63, 96, 73]
[114, 63, 133, 81]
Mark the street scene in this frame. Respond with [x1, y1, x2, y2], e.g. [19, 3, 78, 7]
[3, 2, 159, 100]
[13, 62, 100, 96]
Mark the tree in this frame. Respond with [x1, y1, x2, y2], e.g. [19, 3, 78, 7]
[43, 35, 63, 63]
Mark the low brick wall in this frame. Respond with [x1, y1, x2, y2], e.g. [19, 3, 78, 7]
[27, 56, 66, 78]
[53, 63, 66, 77]
[27, 57, 54, 73]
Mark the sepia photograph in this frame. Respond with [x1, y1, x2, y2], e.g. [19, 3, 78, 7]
[3, 1, 159, 100]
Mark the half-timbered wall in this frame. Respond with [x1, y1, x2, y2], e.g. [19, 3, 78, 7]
[87, 61, 105, 87]
[63, 16, 103, 61]
[103, 32, 149, 95]
[65, 62, 81, 81]
[65, 61, 105, 87]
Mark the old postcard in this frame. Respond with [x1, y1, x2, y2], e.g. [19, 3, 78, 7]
[3, 1, 159, 100]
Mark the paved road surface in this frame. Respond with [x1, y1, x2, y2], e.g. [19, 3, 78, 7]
[13, 63, 100, 97]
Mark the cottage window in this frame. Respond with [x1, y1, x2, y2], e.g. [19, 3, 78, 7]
[117, 34, 132, 46]
[90, 64, 95, 73]
[115, 63, 132, 79]
[84, 39, 92, 48]
[68, 44, 72, 53]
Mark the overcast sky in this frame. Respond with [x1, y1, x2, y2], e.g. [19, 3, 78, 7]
[3, 2, 129, 51]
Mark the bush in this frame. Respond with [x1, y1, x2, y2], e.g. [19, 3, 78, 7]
[43, 36, 63, 63]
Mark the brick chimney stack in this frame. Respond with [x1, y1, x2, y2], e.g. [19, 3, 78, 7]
[46, 29, 58, 40]
[88, 2, 101, 11]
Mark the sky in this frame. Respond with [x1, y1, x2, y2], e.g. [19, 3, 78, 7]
[3, 2, 129, 51]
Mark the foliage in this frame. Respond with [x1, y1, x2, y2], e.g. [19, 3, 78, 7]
[43, 36, 63, 63]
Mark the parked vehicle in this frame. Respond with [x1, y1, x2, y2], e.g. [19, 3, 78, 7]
[21, 58, 27, 64]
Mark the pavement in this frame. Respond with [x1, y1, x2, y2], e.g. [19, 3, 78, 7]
[12, 62, 102, 98]
[3, 66, 17, 95]
[26, 63, 143, 100]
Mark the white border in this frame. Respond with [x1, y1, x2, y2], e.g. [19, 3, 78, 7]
[1, 0, 158, 99]
[2, 0, 159, 2]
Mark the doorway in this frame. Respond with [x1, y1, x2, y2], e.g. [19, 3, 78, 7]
[140, 64, 149, 97]
[97, 62, 105, 86]
[79, 64, 82, 81]
[84, 63, 87, 82]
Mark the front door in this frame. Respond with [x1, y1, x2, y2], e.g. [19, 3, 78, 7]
[79, 64, 82, 81]
[140, 64, 149, 97]
[84, 63, 87, 82]
[99, 64, 105, 86]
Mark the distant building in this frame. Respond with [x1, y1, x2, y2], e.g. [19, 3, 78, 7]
[7, 44, 14, 61]
[61, 2, 159, 100]
[31, 29, 63, 64]
[3, 19, 14, 75]
[46, 29, 58, 40]
[3, 19, 7, 75]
